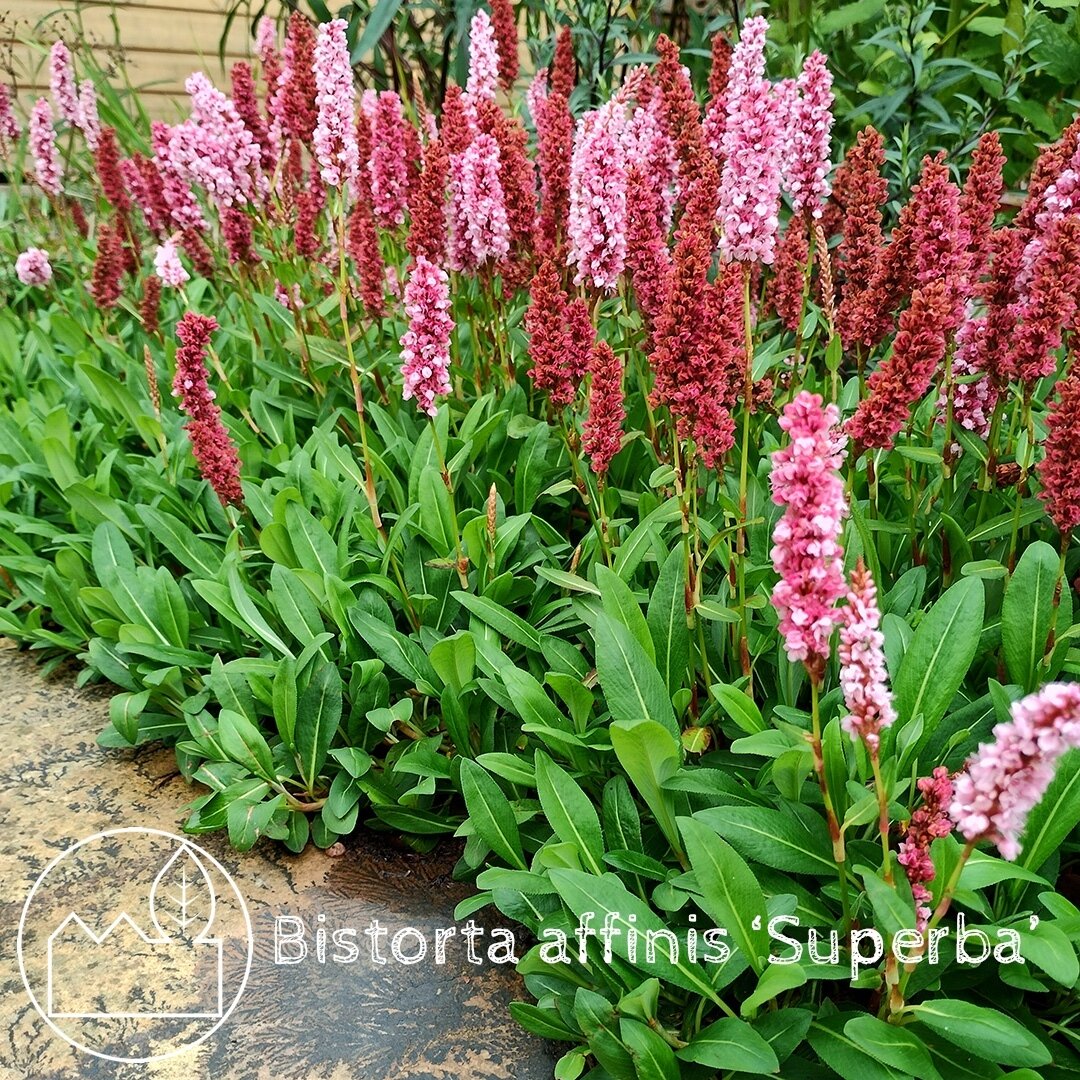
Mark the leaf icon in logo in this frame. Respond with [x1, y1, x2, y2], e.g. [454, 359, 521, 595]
[149, 842, 217, 942]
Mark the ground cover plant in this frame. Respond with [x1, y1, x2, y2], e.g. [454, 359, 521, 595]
[4, 5, 1080, 1076]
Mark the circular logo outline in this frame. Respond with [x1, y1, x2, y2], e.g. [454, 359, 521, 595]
[17, 826, 253, 1065]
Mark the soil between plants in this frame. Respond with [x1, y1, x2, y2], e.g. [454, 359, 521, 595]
[0, 642, 557, 1080]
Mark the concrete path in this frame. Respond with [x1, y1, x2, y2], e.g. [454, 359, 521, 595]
[0, 644, 556, 1080]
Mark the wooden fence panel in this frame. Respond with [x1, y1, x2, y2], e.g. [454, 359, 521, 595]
[3, 0, 259, 116]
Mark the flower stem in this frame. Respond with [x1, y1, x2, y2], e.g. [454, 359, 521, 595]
[792, 217, 814, 375]
[891, 839, 976, 1015]
[737, 265, 754, 692]
[429, 418, 471, 589]
[337, 195, 383, 534]
[940, 344, 957, 491]
[810, 678, 851, 930]
[870, 748, 894, 885]
[561, 415, 611, 566]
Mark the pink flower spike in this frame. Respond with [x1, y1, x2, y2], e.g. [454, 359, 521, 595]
[621, 80, 677, 232]
[1007, 216, 1080, 385]
[567, 101, 628, 291]
[787, 50, 834, 217]
[769, 390, 849, 680]
[448, 132, 510, 272]
[910, 154, 969, 331]
[172, 313, 245, 507]
[527, 68, 549, 124]
[371, 91, 409, 227]
[489, 0, 519, 90]
[898, 767, 955, 932]
[16, 247, 53, 286]
[582, 340, 625, 476]
[937, 312, 997, 443]
[845, 280, 953, 452]
[0, 84, 20, 146]
[151, 121, 210, 233]
[49, 41, 79, 125]
[77, 80, 100, 151]
[154, 239, 190, 287]
[313, 19, 358, 190]
[400, 256, 454, 417]
[466, 9, 500, 104]
[361, 88, 378, 123]
[256, 17, 277, 65]
[1017, 142, 1080, 290]
[772, 76, 799, 159]
[30, 97, 62, 196]
[167, 72, 265, 210]
[951, 683, 1080, 861]
[839, 559, 896, 752]
[1039, 368, 1080, 535]
[717, 16, 785, 264]
[274, 281, 303, 311]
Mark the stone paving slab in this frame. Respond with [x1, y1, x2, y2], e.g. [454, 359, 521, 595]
[0, 644, 557, 1080]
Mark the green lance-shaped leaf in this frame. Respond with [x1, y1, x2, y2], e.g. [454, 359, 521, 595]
[620, 1018, 680, 1080]
[695, 803, 835, 876]
[809, 1015, 908, 1080]
[459, 758, 527, 870]
[217, 709, 276, 782]
[294, 661, 343, 793]
[647, 547, 690, 694]
[228, 794, 286, 852]
[273, 658, 298, 750]
[908, 1000, 1051, 1068]
[226, 564, 295, 658]
[595, 611, 678, 737]
[508, 1002, 580, 1042]
[843, 1015, 943, 1080]
[676, 1016, 779, 1074]
[285, 501, 339, 579]
[610, 719, 683, 857]
[453, 591, 544, 652]
[1002, 540, 1060, 690]
[535, 750, 605, 875]
[896, 577, 984, 766]
[349, 607, 440, 693]
[1017, 748, 1080, 879]
[574, 988, 635, 1079]
[428, 631, 476, 693]
[595, 563, 654, 660]
[548, 868, 722, 1005]
[678, 816, 769, 974]
[109, 690, 150, 745]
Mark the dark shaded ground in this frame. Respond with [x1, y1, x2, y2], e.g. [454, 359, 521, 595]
[0, 643, 557, 1080]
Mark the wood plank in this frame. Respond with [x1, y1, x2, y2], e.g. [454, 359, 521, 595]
[4, 0, 249, 23]
[11, 79, 204, 118]
[12, 49, 243, 97]
[4, 0, 241, 12]
[5, 0, 285, 118]
[4, 0, 255, 58]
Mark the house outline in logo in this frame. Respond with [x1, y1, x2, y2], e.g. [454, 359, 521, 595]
[46, 910, 225, 1020]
